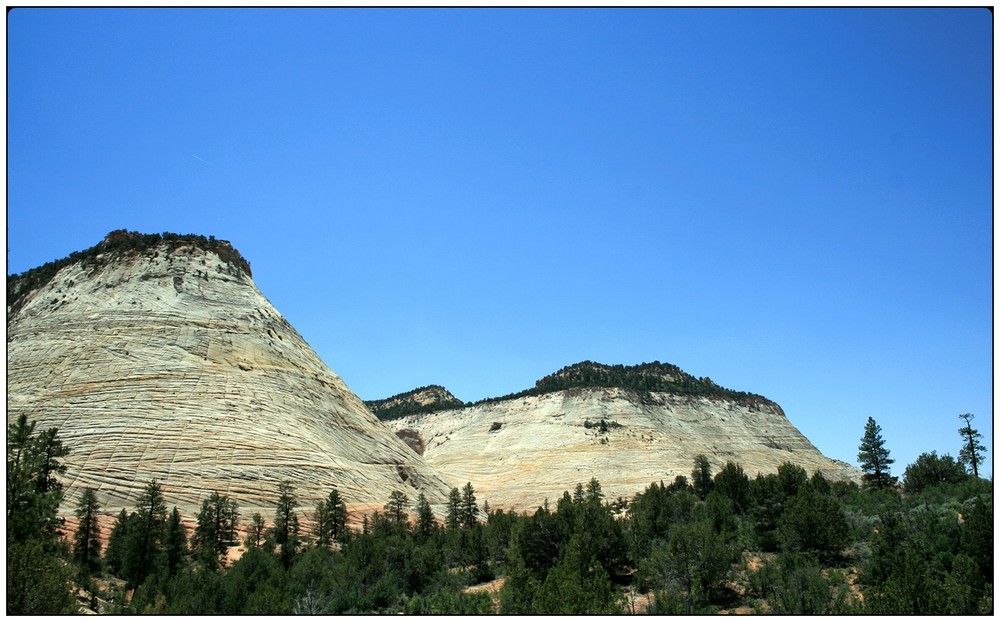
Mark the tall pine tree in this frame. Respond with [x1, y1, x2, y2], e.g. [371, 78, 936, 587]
[6, 415, 76, 614]
[272, 481, 300, 567]
[385, 490, 409, 526]
[446, 487, 462, 530]
[325, 487, 349, 544]
[312, 499, 333, 548]
[461, 482, 479, 529]
[104, 508, 132, 575]
[957, 413, 986, 478]
[193, 491, 239, 568]
[162, 507, 188, 577]
[73, 487, 103, 573]
[858, 417, 895, 490]
[691, 455, 714, 500]
[122, 479, 168, 587]
[415, 492, 435, 535]
[244, 512, 267, 549]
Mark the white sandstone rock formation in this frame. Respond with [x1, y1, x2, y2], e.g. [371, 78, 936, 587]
[384, 383, 862, 512]
[7, 232, 453, 519]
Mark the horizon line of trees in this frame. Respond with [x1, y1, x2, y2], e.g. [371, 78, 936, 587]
[8, 411, 992, 615]
[367, 360, 781, 418]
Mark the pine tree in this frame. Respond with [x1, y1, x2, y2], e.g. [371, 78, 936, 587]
[446, 487, 462, 530]
[691, 455, 714, 500]
[415, 492, 435, 535]
[957, 413, 986, 478]
[858, 417, 896, 490]
[162, 507, 188, 576]
[194, 491, 239, 568]
[272, 481, 300, 566]
[461, 482, 479, 528]
[713, 462, 750, 514]
[122, 479, 168, 587]
[32, 427, 69, 495]
[245, 512, 267, 549]
[667, 475, 691, 493]
[6, 413, 38, 531]
[385, 490, 409, 526]
[312, 499, 333, 548]
[5, 416, 75, 614]
[586, 477, 604, 503]
[533, 534, 622, 614]
[73, 487, 103, 572]
[326, 488, 349, 544]
[105, 508, 131, 575]
[7, 414, 64, 541]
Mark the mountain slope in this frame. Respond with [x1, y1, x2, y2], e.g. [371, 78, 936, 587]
[6, 231, 453, 517]
[366, 385, 465, 421]
[382, 362, 861, 510]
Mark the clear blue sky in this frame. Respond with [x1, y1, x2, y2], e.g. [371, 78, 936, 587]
[6, 8, 993, 478]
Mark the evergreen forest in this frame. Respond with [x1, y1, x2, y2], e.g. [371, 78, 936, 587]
[7, 413, 993, 615]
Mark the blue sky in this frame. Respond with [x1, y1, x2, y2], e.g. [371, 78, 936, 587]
[6, 8, 993, 478]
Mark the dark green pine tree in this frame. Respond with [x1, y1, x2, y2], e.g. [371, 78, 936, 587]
[957, 413, 987, 478]
[6, 415, 76, 614]
[326, 487, 349, 544]
[312, 499, 333, 548]
[385, 490, 410, 526]
[73, 487, 103, 573]
[573, 483, 586, 504]
[244, 512, 267, 549]
[585, 477, 604, 503]
[446, 487, 462, 530]
[162, 507, 188, 577]
[272, 481, 300, 567]
[104, 508, 132, 576]
[415, 492, 436, 535]
[858, 417, 896, 490]
[691, 454, 714, 500]
[32, 427, 69, 496]
[193, 491, 239, 568]
[712, 462, 750, 515]
[121, 479, 168, 588]
[461, 482, 479, 529]
[532, 534, 622, 614]
[6, 413, 62, 542]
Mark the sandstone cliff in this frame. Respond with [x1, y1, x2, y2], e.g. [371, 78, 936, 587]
[6, 231, 453, 518]
[382, 363, 862, 511]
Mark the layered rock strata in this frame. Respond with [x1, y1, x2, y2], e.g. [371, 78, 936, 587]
[384, 381, 861, 511]
[7, 232, 453, 518]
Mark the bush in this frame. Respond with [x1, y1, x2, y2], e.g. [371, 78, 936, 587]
[777, 484, 849, 559]
[903, 452, 967, 494]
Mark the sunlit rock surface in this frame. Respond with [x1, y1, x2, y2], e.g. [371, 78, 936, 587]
[7, 234, 453, 518]
[385, 386, 862, 511]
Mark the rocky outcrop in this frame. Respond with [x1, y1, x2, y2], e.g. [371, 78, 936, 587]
[7, 232, 453, 518]
[367, 385, 465, 421]
[383, 368, 862, 511]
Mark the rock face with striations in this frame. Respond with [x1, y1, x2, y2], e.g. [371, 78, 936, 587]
[6, 231, 453, 518]
[378, 361, 862, 511]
